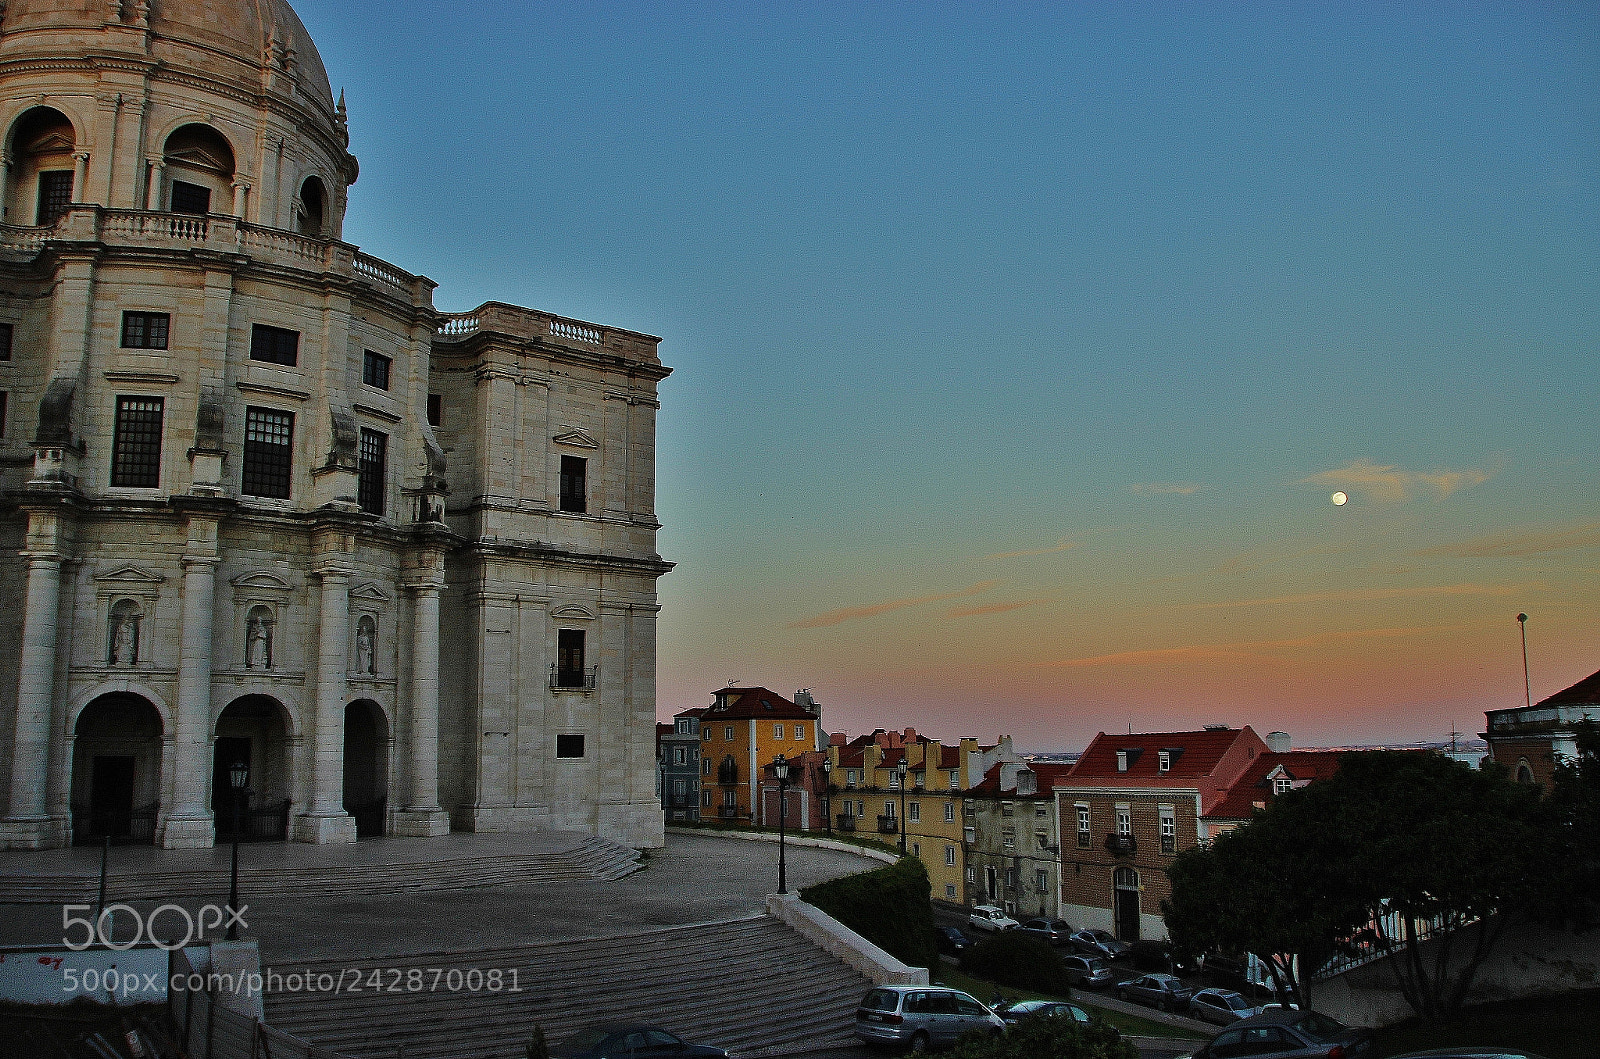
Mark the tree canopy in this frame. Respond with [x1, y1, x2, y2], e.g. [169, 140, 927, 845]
[1162, 750, 1549, 1022]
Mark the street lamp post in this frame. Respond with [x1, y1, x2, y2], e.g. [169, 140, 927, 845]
[822, 757, 833, 837]
[895, 760, 907, 854]
[226, 760, 249, 941]
[774, 754, 790, 895]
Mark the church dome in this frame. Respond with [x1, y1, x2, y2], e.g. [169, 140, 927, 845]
[0, 0, 336, 114]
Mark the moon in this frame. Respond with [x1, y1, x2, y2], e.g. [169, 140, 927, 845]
[1331, 491, 1348, 506]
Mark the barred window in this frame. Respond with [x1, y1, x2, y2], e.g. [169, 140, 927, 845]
[121, 312, 170, 350]
[36, 170, 72, 225]
[170, 180, 210, 215]
[358, 428, 387, 515]
[0, 322, 12, 360]
[110, 396, 164, 487]
[362, 349, 391, 390]
[560, 454, 587, 513]
[242, 407, 293, 498]
[249, 324, 299, 366]
[556, 629, 586, 688]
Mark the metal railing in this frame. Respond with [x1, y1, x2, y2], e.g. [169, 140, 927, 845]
[71, 802, 159, 845]
[550, 663, 598, 691]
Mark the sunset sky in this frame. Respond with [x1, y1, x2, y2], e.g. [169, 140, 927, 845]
[300, 1, 1599, 752]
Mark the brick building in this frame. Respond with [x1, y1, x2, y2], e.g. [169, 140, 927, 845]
[1484, 667, 1600, 790]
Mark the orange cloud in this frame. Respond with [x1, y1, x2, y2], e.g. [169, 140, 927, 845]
[1130, 482, 1203, 495]
[1035, 622, 1484, 668]
[1299, 458, 1491, 502]
[983, 540, 1077, 561]
[787, 580, 999, 629]
[944, 598, 1050, 619]
[1179, 582, 1535, 611]
[1416, 523, 1600, 558]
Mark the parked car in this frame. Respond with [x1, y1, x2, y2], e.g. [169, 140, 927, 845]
[1129, 939, 1196, 973]
[1182, 1009, 1375, 1059]
[1061, 953, 1115, 990]
[1383, 1051, 1552, 1059]
[1114, 973, 1193, 1012]
[853, 985, 1006, 1052]
[1200, 952, 1252, 989]
[1188, 988, 1260, 1025]
[936, 926, 973, 956]
[1016, 917, 1074, 945]
[994, 999, 1094, 1028]
[552, 1024, 729, 1058]
[1068, 928, 1130, 960]
[968, 904, 1021, 932]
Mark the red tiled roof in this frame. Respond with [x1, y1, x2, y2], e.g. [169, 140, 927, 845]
[1070, 728, 1250, 780]
[673, 706, 707, 720]
[1536, 668, 1600, 708]
[1207, 750, 1347, 821]
[835, 746, 865, 768]
[1030, 763, 1076, 790]
[704, 686, 819, 720]
[968, 762, 1004, 795]
[939, 745, 962, 769]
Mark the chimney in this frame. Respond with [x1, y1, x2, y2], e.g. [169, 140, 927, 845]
[1266, 731, 1292, 753]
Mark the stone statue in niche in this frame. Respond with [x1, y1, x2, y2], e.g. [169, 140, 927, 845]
[109, 602, 140, 665]
[355, 619, 374, 675]
[246, 607, 274, 669]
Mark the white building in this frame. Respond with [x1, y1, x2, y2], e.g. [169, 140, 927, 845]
[0, 0, 671, 851]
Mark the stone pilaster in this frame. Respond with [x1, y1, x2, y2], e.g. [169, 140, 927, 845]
[1, 549, 68, 849]
[291, 555, 356, 843]
[394, 546, 448, 836]
[157, 516, 222, 848]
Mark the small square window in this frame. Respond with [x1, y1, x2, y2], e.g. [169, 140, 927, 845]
[121, 312, 170, 350]
[362, 349, 391, 390]
[1158, 750, 1171, 773]
[555, 733, 584, 758]
[250, 324, 300, 366]
[945, 883, 957, 899]
[0, 322, 11, 360]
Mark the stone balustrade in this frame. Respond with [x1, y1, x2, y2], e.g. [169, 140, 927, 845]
[433, 300, 660, 362]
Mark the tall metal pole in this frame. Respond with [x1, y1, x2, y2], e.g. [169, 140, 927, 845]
[1517, 613, 1531, 708]
[897, 762, 907, 854]
[778, 775, 788, 895]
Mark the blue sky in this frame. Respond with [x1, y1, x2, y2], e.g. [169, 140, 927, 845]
[298, 1, 1599, 750]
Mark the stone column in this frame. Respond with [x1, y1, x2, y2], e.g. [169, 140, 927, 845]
[158, 542, 221, 848]
[1, 552, 67, 849]
[145, 157, 164, 210]
[72, 152, 89, 203]
[1, 152, 11, 221]
[231, 180, 249, 220]
[394, 567, 448, 836]
[292, 564, 356, 843]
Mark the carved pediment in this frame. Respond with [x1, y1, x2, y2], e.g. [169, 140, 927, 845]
[552, 429, 598, 450]
[165, 145, 230, 175]
[231, 572, 293, 594]
[95, 563, 166, 586]
[551, 604, 596, 621]
[24, 130, 75, 155]
[350, 582, 392, 604]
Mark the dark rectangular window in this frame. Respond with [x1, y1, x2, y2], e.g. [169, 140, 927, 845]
[170, 180, 211, 215]
[557, 629, 585, 688]
[120, 312, 170, 350]
[358, 428, 387, 515]
[36, 171, 73, 225]
[0, 322, 12, 360]
[242, 406, 293, 499]
[249, 324, 299, 366]
[110, 396, 164, 488]
[556, 734, 585, 758]
[559, 455, 586, 513]
[362, 349, 391, 390]
[426, 393, 441, 427]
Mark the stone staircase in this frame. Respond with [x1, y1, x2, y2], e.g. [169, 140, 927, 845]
[264, 913, 874, 1059]
[1, 837, 641, 904]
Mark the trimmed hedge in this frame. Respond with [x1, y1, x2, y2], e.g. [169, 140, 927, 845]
[941, 1012, 1137, 1059]
[800, 856, 938, 970]
[960, 930, 1074, 996]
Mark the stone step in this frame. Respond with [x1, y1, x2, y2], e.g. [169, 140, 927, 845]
[265, 915, 875, 1059]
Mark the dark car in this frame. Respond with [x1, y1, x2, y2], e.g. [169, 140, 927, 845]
[1069, 928, 1130, 960]
[993, 1000, 1121, 1041]
[1383, 1052, 1553, 1059]
[1188, 988, 1260, 1025]
[1061, 953, 1115, 989]
[1017, 917, 1074, 945]
[1186, 1009, 1375, 1059]
[1200, 952, 1253, 989]
[552, 1024, 729, 1059]
[1129, 939, 1196, 974]
[1114, 973, 1193, 1012]
[936, 926, 973, 956]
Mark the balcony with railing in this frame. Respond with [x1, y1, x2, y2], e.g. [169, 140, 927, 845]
[432, 301, 661, 363]
[549, 664, 598, 692]
[835, 814, 856, 831]
[717, 759, 739, 786]
[1105, 832, 1137, 856]
[877, 814, 899, 834]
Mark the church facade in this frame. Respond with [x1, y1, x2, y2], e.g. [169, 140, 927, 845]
[0, 0, 670, 850]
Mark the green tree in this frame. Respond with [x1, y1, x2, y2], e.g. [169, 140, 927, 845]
[960, 930, 1074, 996]
[524, 1024, 549, 1059]
[1164, 751, 1547, 1022]
[800, 856, 938, 969]
[1540, 718, 1600, 932]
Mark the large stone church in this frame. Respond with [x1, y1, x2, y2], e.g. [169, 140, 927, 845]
[0, 0, 671, 850]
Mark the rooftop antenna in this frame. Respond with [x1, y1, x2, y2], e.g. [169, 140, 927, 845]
[1517, 614, 1531, 709]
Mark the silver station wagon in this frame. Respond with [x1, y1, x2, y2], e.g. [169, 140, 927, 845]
[854, 985, 1006, 1052]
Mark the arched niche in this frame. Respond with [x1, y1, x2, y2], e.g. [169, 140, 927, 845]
[161, 123, 235, 215]
[7, 106, 77, 225]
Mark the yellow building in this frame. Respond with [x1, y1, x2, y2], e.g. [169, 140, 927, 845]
[687, 687, 820, 824]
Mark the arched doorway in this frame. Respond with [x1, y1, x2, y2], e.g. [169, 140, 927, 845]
[297, 176, 326, 236]
[213, 696, 293, 841]
[71, 694, 163, 844]
[343, 699, 389, 838]
[1113, 867, 1141, 941]
[161, 123, 234, 214]
[7, 106, 76, 225]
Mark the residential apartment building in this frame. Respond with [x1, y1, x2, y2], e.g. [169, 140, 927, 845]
[686, 687, 820, 823]
[1054, 727, 1269, 941]
[965, 760, 1068, 918]
[658, 713, 702, 823]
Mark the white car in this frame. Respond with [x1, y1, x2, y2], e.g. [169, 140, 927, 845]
[967, 904, 1020, 932]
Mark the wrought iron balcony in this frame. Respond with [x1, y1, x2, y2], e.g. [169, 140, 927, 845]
[877, 815, 900, 834]
[1105, 832, 1137, 856]
[550, 664, 598, 691]
[836, 815, 857, 831]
